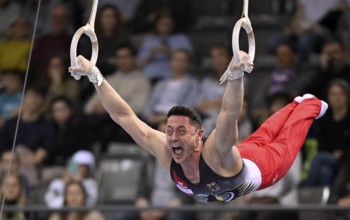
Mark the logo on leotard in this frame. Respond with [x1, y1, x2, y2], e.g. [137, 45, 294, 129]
[206, 182, 220, 192]
[172, 170, 194, 195]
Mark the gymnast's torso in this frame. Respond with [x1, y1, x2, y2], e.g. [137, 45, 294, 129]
[170, 155, 262, 203]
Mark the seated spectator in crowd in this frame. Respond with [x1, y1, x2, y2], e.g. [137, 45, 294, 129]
[141, 49, 198, 126]
[79, 4, 129, 77]
[0, 0, 21, 39]
[0, 84, 55, 186]
[45, 150, 98, 208]
[85, 44, 150, 116]
[136, 13, 193, 84]
[129, 0, 194, 33]
[0, 72, 5, 91]
[267, 0, 348, 63]
[302, 79, 350, 187]
[253, 92, 292, 128]
[49, 180, 104, 220]
[0, 173, 29, 220]
[42, 52, 80, 113]
[48, 96, 102, 167]
[79, 4, 130, 100]
[82, 0, 142, 24]
[0, 150, 30, 198]
[328, 161, 350, 220]
[0, 71, 23, 128]
[31, 3, 72, 79]
[84, 43, 151, 145]
[304, 38, 350, 100]
[252, 43, 300, 114]
[238, 97, 253, 143]
[22, 0, 69, 37]
[0, 16, 31, 72]
[195, 44, 230, 138]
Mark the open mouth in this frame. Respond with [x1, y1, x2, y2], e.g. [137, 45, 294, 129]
[172, 146, 183, 155]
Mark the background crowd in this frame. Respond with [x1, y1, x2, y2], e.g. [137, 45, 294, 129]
[0, 0, 350, 219]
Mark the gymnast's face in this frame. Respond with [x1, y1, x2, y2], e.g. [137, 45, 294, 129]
[166, 116, 203, 163]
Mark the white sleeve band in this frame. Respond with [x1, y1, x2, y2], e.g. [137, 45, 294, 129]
[87, 66, 104, 86]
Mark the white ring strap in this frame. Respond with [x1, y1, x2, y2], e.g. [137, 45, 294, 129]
[220, 0, 255, 84]
[70, 0, 99, 79]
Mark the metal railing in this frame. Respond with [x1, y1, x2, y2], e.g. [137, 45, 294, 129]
[1, 204, 350, 220]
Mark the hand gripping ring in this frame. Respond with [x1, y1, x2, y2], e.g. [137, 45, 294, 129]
[70, 0, 99, 80]
[231, 17, 255, 66]
[220, 0, 255, 84]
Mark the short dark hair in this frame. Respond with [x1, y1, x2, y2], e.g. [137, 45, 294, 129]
[327, 78, 350, 98]
[171, 48, 193, 63]
[115, 43, 137, 57]
[50, 95, 75, 111]
[26, 82, 47, 98]
[323, 37, 346, 51]
[266, 92, 292, 108]
[167, 105, 202, 128]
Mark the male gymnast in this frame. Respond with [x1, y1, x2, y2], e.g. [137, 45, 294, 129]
[69, 52, 328, 203]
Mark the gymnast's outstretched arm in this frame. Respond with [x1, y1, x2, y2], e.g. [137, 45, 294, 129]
[209, 52, 252, 171]
[69, 56, 172, 166]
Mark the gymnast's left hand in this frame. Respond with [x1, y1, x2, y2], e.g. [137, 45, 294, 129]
[228, 51, 253, 74]
[69, 55, 94, 76]
[68, 55, 104, 86]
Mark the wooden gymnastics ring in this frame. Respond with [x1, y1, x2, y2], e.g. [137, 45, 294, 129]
[220, 0, 255, 84]
[70, 0, 99, 79]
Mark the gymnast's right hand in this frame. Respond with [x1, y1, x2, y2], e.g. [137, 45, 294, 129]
[68, 55, 104, 86]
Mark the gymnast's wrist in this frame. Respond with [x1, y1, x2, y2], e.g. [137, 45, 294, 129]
[88, 66, 104, 86]
[225, 68, 244, 80]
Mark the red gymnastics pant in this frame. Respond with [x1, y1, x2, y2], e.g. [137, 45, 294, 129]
[237, 97, 322, 190]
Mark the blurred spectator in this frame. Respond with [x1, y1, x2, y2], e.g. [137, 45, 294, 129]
[48, 180, 104, 220]
[302, 79, 350, 187]
[0, 71, 23, 128]
[141, 49, 198, 126]
[42, 52, 80, 113]
[195, 44, 229, 138]
[30, 3, 72, 79]
[238, 97, 253, 143]
[22, 0, 66, 37]
[328, 161, 350, 220]
[47, 96, 101, 167]
[0, 173, 29, 220]
[0, 17, 31, 72]
[136, 13, 193, 84]
[129, 0, 194, 33]
[0, 72, 5, 91]
[267, 0, 347, 63]
[0, 84, 55, 186]
[303, 38, 350, 100]
[0, 150, 30, 198]
[253, 92, 292, 129]
[85, 44, 150, 115]
[252, 43, 300, 113]
[79, 4, 129, 77]
[45, 150, 98, 208]
[82, 0, 142, 24]
[0, 0, 21, 39]
[84, 43, 151, 146]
